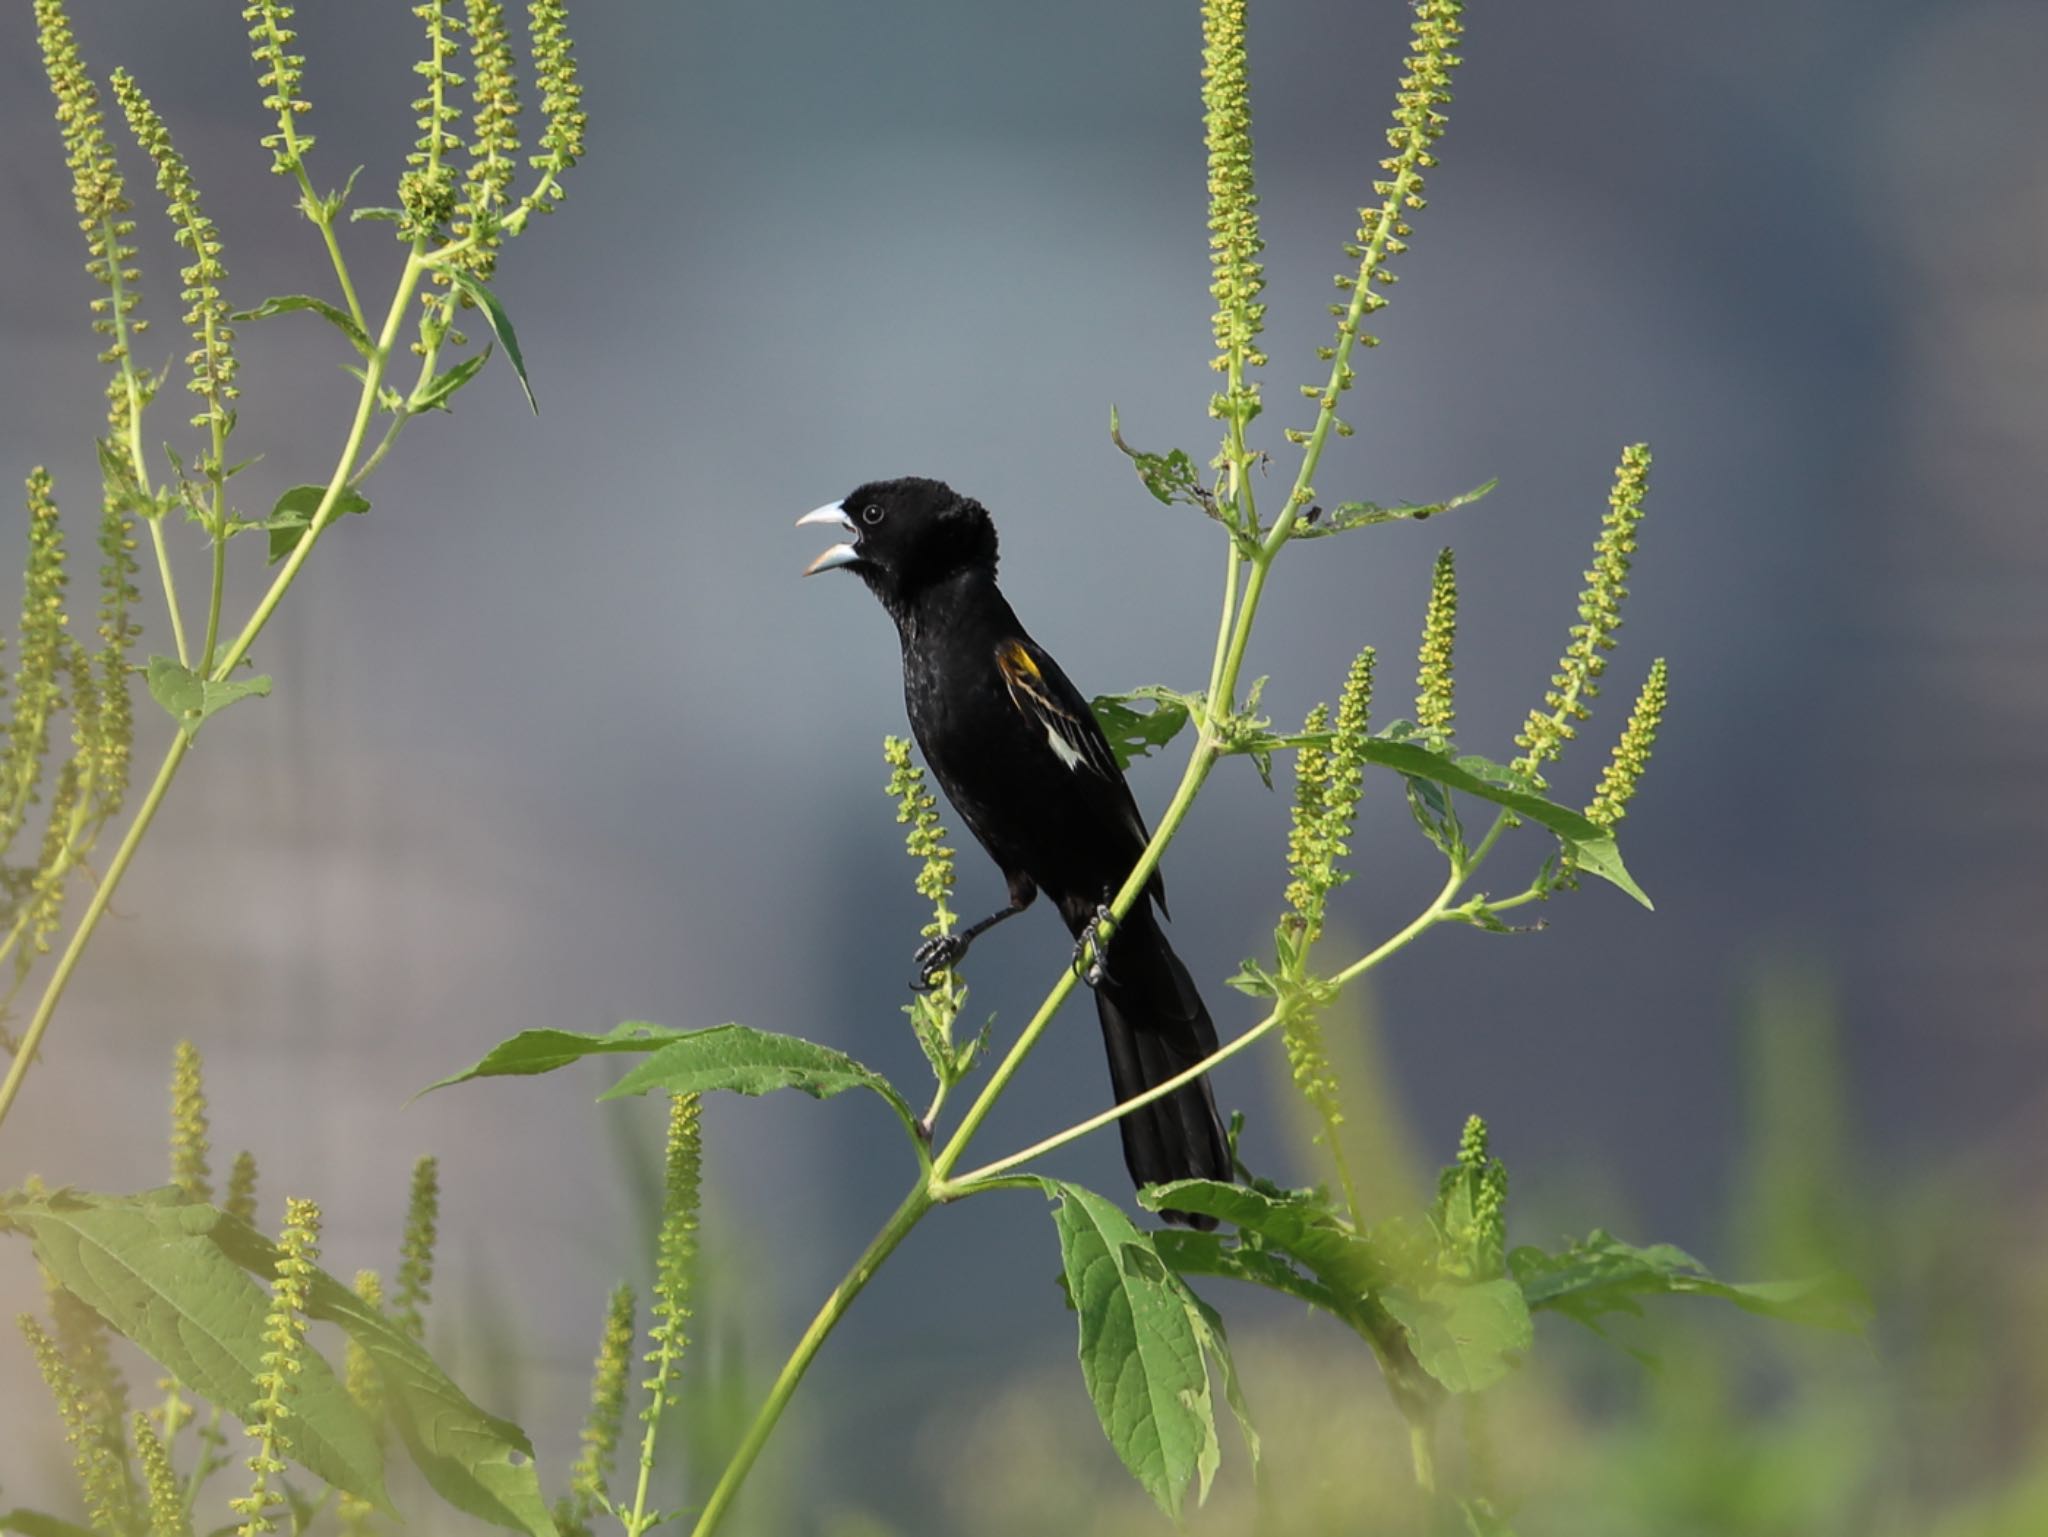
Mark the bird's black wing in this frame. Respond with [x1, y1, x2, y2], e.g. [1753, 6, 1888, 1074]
[993, 635, 1165, 907]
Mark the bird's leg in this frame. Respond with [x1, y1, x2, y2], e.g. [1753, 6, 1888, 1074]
[1071, 902, 1117, 989]
[911, 898, 1029, 993]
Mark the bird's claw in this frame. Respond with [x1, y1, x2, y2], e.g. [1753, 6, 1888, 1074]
[1071, 903, 1116, 988]
[910, 932, 966, 994]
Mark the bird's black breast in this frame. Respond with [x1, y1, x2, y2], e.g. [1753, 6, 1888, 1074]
[896, 575, 1152, 914]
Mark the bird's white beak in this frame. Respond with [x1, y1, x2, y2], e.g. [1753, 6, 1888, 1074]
[798, 501, 859, 576]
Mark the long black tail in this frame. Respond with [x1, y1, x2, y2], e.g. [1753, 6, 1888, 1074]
[1085, 902, 1233, 1227]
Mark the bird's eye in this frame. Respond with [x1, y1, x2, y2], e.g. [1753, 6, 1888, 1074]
[860, 504, 885, 526]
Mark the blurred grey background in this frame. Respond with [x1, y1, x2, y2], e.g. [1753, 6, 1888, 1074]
[3, 0, 2045, 1529]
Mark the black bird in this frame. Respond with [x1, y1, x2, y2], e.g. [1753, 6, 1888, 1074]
[800, 477, 1232, 1223]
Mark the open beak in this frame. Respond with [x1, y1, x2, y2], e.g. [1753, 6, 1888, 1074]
[798, 501, 859, 576]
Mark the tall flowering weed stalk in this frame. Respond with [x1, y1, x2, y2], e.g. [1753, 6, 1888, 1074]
[1, 6, 1865, 1537]
[0, 0, 590, 1132]
[424, 3, 1854, 1532]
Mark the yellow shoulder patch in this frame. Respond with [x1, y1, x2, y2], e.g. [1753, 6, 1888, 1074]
[996, 639, 1043, 685]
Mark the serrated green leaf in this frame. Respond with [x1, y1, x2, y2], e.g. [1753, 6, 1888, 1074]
[229, 294, 372, 358]
[1109, 406, 1209, 511]
[420, 1022, 690, 1095]
[1, 1191, 391, 1511]
[145, 657, 272, 741]
[1380, 1277, 1531, 1393]
[262, 484, 371, 564]
[1349, 738, 1649, 908]
[209, 1214, 556, 1537]
[349, 206, 405, 224]
[1044, 1181, 1223, 1520]
[1090, 688, 1198, 772]
[597, 1025, 919, 1137]
[1141, 1180, 1385, 1300]
[445, 270, 536, 414]
[1289, 478, 1497, 540]
[409, 350, 492, 413]
[1154, 1229, 1342, 1316]
[1510, 1230, 1870, 1333]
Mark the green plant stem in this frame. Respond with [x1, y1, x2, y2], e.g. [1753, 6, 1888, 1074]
[0, 731, 185, 1130]
[210, 249, 425, 683]
[686, 1185, 933, 1537]
[1409, 1420, 1438, 1495]
[0, 249, 426, 1139]
[298, 176, 367, 337]
[94, 201, 191, 671]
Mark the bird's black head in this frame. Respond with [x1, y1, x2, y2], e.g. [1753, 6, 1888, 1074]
[798, 476, 998, 613]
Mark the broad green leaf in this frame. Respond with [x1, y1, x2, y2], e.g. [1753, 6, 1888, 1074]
[1364, 739, 1650, 908]
[1090, 688, 1199, 772]
[1510, 1230, 1870, 1333]
[1288, 478, 1497, 540]
[230, 294, 372, 357]
[1154, 1229, 1343, 1316]
[1185, 1291, 1260, 1484]
[1, 1510, 107, 1537]
[1142, 1180, 1385, 1300]
[210, 1214, 556, 1537]
[263, 484, 372, 564]
[0, 1190, 390, 1510]
[598, 1025, 918, 1135]
[420, 1022, 690, 1095]
[1380, 1277, 1531, 1394]
[1045, 1181, 1223, 1520]
[446, 270, 536, 414]
[409, 350, 492, 413]
[1109, 406, 1209, 511]
[145, 657, 272, 741]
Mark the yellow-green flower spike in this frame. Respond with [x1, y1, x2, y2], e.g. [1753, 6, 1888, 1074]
[24, 760, 82, 974]
[111, 72, 239, 436]
[338, 1271, 385, 1537]
[3, 470, 73, 856]
[1415, 548, 1457, 744]
[37, 0, 152, 436]
[22, 1312, 134, 1535]
[1514, 443, 1651, 785]
[566, 1283, 635, 1525]
[393, 1154, 440, 1343]
[243, 0, 314, 175]
[455, 0, 520, 278]
[1328, 645, 1375, 835]
[170, 1039, 212, 1202]
[233, 1196, 321, 1537]
[226, 1149, 260, 1224]
[883, 737, 957, 937]
[1285, 648, 1377, 951]
[92, 481, 139, 822]
[49, 1283, 139, 1529]
[1587, 657, 1668, 831]
[343, 1270, 385, 1421]
[523, 0, 586, 214]
[1201, 0, 1266, 431]
[134, 1412, 193, 1537]
[1284, 703, 1332, 941]
[645, 1094, 702, 1404]
[1296, 0, 1463, 446]
[402, 1, 466, 243]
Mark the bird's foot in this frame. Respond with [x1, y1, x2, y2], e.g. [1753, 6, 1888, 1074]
[911, 932, 968, 993]
[1071, 904, 1116, 988]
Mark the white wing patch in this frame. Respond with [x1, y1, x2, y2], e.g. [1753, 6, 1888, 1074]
[1042, 718, 1085, 771]
[997, 639, 1102, 778]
